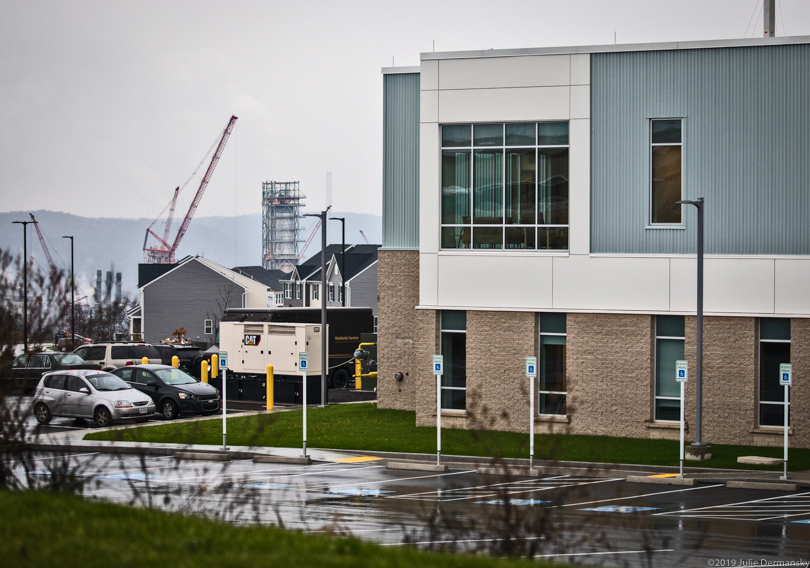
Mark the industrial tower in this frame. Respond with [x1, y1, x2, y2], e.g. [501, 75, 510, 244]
[262, 181, 305, 272]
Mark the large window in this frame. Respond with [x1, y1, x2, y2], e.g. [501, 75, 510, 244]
[538, 313, 566, 415]
[655, 315, 684, 421]
[284, 282, 293, 299]
[441, 123, 569, 250]
[759, 318, 790, 427]
[650, 119, 683, 225]
[440, 311, 466, 410]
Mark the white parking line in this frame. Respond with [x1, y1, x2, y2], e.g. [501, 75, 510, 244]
[655, 490, 810, 522]
[326, 469, 477, 491]
[380, 536, 546, 546]
[26, 452, 100, 462]
[533, 548, 674, 559]
[560, 483, 724, 508]
[389, 474, 571, 499]
[148, 464, 385, 485]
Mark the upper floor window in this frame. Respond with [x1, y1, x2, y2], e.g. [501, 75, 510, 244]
[295, 283, 301, 300]
[311, 283, 319, 301]
[441, 123, 569, 251]
[650, 119, 683, 225]
[284, 282, 293, 299]
[328, 284, 335, 302]
[204, 319, 213, 335]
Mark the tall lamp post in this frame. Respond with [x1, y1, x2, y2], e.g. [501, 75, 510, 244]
[677, 197, 707, 450]
[303, 211, 328, 407]
[329, 217, 346, 307]
[12, 219, 37, 353]
[62, 236, 75, 347]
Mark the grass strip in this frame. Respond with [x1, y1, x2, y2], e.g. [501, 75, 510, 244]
[85, 403, 810, 471]
[0, 490, 560, 568]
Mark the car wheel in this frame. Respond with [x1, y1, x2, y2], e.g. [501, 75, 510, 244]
[331, 368, 350, 390]
[94, 407, 113, 428]
[162, 400, 179, 420]
[34, 403, 52, 425]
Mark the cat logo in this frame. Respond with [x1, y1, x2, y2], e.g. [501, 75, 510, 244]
[243, 334, 261, 346]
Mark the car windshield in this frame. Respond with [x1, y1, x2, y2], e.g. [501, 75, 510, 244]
[154, 368, 197, 385]
[53, 353, 85, 365]
[87, 374, 132, 391]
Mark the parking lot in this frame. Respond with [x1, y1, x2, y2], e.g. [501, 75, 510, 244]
[9, 441, 810, 568]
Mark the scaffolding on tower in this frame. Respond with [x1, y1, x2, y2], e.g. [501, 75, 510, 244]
[262, 181, 305, 272]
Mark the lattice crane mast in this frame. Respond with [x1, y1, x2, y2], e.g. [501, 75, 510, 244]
[144, 115, 238, 263]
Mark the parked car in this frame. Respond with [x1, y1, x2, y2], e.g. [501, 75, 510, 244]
[153, 344, 206, 377]
[111, 364, 220, 420]
[33, 369, 156, 427]
[73, 342, 161, 371]
[8, 352, 102, 393]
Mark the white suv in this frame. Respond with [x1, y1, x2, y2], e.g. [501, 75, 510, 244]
[73, 342, 161, 371]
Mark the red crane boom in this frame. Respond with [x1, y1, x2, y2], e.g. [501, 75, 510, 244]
[144, 115, 238, 263]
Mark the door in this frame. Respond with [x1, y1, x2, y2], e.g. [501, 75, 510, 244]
[63, 375, 94, 418]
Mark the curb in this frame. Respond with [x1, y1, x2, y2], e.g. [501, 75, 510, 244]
[253, 455, 312, 465]
[626, 475, 697, 486]
[387, 461, 448, 472]
[726, 480, 799, 491]
[174, 451, 230, 462]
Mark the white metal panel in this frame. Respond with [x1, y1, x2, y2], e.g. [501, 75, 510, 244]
[420, 59, 439, 91]
[669, 257, 697, 312]
[569, 118, 590, 255]
[438, 55, 570, 90]
[438, 87, 570, 123]
[775, 259, 810, 315]
[420, 89, 439, 123]
[553, 255, 671, 311]
[419, 253, 439, 306]
[704, 258, 775, 314]
[419, 122, 441, 254]
[571, 54, 590, 85]
[570, 85, 590, 119]
[436, 254, 553, 309]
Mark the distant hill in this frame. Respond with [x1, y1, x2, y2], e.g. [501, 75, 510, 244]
[0, 210, 381, 297]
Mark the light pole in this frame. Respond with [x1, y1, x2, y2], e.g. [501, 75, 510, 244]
[677, 197, 706, 449]
[329, 217, 346, 307]
[303, 211, 328, 407]
[12, 219, 37, 353]
[62, 236, 75, 347]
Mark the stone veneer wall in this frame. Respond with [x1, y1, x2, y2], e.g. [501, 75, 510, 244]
[789, 319, 810, 449]
[376, 250, 420, 411]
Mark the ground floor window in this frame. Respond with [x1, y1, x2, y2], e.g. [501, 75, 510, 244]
[440, 310, 466, 410]
[538, 313, 566, 415]
[655, 315, 684, 421]
[759, 318, 790, 427]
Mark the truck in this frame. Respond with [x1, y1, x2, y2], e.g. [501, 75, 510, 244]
[213, 307, 374, 404]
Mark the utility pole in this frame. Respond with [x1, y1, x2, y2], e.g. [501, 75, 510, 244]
[62, 236, 75, 347]
[304, 211, 328, 407]
[12, 219, 37, 353]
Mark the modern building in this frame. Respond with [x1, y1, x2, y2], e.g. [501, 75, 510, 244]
[377, 35, 810, 449]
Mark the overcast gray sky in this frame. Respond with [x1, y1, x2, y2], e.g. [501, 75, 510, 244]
[2, 0, 808, 223]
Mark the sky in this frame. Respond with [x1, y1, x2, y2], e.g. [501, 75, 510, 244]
[1, 0, 809, 224]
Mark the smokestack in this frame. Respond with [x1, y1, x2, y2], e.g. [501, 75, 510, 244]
[764, 0, 776, 37]
[326, 172, 333, 210]
[96, 270, 102, 304]
[115, 272, 122, 303]
[105, 271, 112, 304]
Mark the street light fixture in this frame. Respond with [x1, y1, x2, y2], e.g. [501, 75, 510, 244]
[62, 236, 75, 348]
[12, 219, 37, 353]
[329, 217, 346, 307]
[677, 197, 707, 450]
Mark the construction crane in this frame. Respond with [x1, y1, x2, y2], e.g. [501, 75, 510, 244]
[299, 205, 331, 258]
[144, 115, 238, 263]
[359, 229, 370, 245]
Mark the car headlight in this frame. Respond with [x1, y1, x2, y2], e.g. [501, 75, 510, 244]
[147, 400, 155, 406]
[178, 392, 196, 400]
[114, 400, 132, 408]
[215, 388, 220, 397]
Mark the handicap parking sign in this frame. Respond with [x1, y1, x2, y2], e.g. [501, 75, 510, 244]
[779, 363, 792, 386]
[433, 355, 443, 375]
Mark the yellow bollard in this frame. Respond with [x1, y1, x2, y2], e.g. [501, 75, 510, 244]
[172, 355, 180, 368]
[201, 360, 208, 383]
[266, 364, 274, 411]
[141, 356, 149, 364]
[211, 354, 218, 379]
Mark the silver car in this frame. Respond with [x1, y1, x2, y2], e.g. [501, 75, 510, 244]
[33, 369, 156, 427]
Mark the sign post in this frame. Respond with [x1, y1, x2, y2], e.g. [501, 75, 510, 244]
[219, 351, 228, 450]
[433, 355, 443, 466]
[526, 356, 538, 471]
[675, 360, 688, 477]
[779, 363, 792, 480]
[300, 352, 309, 458]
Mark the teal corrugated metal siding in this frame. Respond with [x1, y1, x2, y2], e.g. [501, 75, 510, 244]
[591, 45, 809, 254]
[382, 73, 420, 249]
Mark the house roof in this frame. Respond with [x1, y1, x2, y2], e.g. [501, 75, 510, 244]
[232, 266, 287, 291]
[298, 244, 380, 282]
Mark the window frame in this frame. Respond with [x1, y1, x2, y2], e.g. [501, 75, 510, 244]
[649, 118, 684, 227]
[204, 319, 213, 335]
[284, 282, 293, 299]
[440, 311, 466, 411]
[295, 283, 301, 300]
[328, 284, 335, 302]
[537, 313, 567, 416]
[440, 122, 570, 251]
[654, 315, 685, 422]
[758, 318, 791, 428]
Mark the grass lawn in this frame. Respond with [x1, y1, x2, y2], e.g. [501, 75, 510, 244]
[0, 490, 560, 568]
[85, 403, 810, 472]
